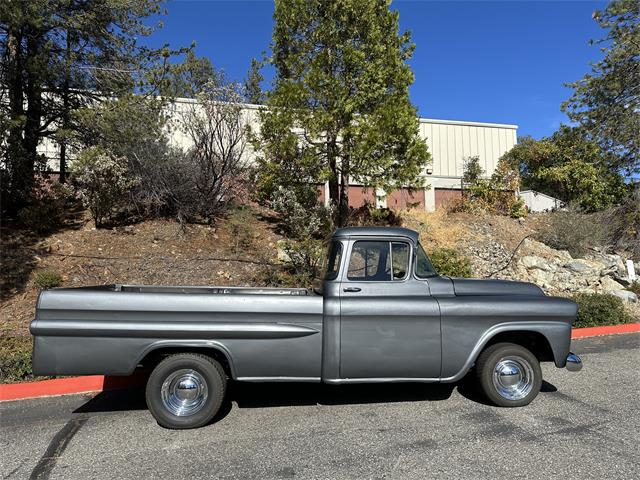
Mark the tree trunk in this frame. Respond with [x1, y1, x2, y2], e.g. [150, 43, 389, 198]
[5, 26, 26, 213]
[327, 136, 339, 215]
[59, 32, 73, 184]
[338, 156, 350, 227]
[14, 27, 44, 209]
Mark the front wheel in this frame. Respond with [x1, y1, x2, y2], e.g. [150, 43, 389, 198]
[475, 342, 542, 407]
[146, 353, 226, 429]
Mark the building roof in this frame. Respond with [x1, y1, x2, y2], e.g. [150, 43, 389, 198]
[332, 226, 420, 242]
[518, 190, 564, 202]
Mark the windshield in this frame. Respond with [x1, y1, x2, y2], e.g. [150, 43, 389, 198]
[319, 241, 343, 280]
[415, 243, 437, 278]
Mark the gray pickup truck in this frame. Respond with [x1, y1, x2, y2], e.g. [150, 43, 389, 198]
[31, 226, 582, 429]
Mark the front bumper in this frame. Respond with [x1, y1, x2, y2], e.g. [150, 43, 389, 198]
[566, 352, 583, 372]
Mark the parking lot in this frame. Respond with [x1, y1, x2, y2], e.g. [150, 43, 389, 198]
[2, 333, 639, 480]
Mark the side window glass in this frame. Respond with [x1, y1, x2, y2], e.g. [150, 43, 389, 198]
[347, 241, 391, 281]
[391, 242, 410, 280]
[415, 243, 437, 278]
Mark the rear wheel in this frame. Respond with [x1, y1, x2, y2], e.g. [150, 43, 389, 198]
[146, 353, 226, 429]
[476, 342, 542, 407]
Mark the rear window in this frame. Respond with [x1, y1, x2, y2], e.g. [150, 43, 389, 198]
[320, 241, 343, 280]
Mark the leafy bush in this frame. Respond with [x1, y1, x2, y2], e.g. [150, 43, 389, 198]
[573, 293, 632, 328]
[536, 209, 610, 257]
[347, 204, 403, 227]
[0, 335, 35, 383]
[453, 156, 524, 218]
[509, 197, 528, 218]
[429, 248, 473, 278]
[33, 270, 62, 289]
[279, 238, 324, 284]
[255, 239, 324, 289]
[500, 127, 630, 213]
[17, 177, 75, 232]
[71, 147, 139, 227]
[271, 186, 333, 239]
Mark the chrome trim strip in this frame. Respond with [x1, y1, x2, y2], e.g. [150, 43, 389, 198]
[324, 377, 440, 384]
[237, 377, 321, 382]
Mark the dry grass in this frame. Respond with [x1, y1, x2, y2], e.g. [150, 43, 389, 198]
[400, 208, 465, 250]
[625, 303, 640, 323]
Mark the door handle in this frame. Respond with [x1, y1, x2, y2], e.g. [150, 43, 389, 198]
[343, 287, 361, 293]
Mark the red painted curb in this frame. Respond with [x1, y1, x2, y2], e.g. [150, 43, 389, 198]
[572, 322, 640, 339]
[1, 324, 638, 401]
[0, 372, 146, 402]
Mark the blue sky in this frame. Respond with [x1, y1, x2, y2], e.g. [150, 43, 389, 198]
[145, 0, 608, 139]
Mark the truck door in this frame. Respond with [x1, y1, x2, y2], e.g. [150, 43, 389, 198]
[339, 239, 442, 379]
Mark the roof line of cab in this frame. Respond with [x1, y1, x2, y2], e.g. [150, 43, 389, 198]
[331, 226, 420, 243]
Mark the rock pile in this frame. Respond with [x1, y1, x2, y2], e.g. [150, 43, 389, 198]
[467, 237, 638, 302]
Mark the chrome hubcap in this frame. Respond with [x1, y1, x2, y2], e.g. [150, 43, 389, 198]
[161, 369, 208, 416]
[492, 357, 534, 401]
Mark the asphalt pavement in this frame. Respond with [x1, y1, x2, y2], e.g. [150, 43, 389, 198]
[1, 333, 639, 480]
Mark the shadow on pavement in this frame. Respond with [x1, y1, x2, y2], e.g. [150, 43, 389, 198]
[73, 377, 559, 423]
[74, 381, 457, 421]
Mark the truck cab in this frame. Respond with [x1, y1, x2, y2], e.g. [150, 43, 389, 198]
[318, 227, 444, 382]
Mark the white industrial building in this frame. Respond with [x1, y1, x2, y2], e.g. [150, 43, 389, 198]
[40, 98, 518, 211]
[518, 190, 565, 213]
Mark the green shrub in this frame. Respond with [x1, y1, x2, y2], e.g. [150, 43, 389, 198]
[71, 146, 139, 227]
[573, 293, 632, 328]
[33, 270, 62, 289]
[0, 335, 35, 383]
[346, 205, 403, 227]
[254, 239, 323, 289]
[429, 248, 473, 278]
[270, 186, 334, 240]
[509, 198, 528, 218]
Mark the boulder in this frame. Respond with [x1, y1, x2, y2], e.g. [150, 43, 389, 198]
[564, 261, 593, 274]
[609, 290, 638, 303]
[521, 238, 572, 263]
[519, 255, 553, 271]
[599, 276, 626, 292]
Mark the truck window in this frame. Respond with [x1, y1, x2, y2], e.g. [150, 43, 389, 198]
[320, 241, 343, 280]
[347, 241, 391, 281]
[415, 243, 437, 278]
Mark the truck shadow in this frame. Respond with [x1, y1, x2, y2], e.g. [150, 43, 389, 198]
[73, 378, 559, 423]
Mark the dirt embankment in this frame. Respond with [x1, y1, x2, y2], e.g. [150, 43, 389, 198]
[1, 206, 285, 339]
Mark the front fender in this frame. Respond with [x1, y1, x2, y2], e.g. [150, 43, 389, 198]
[440, 321, 571, 383]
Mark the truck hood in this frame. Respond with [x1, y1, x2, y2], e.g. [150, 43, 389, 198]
[450, 278, 544, 297]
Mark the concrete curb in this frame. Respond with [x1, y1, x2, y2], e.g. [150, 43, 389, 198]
[571, 322, 640, 339]
[2, 323, 639, 402]
[0, 372, 146, 402]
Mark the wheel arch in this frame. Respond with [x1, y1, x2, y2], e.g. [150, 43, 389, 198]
[136, 341, 237, 379]
[483, 330, 555, 363]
